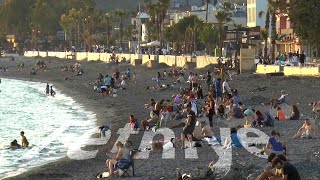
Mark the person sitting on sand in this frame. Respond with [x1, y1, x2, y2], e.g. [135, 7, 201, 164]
[129, 114, 137, 130]
[263, 130, 284, 155]
[200, 120, 213, 138]
[73, 62, 81, 71]
[30, 68, 36, 75]
[293, 118, 316, 139]
[253, 110, 264, 127]
[243, 108, 255, 127]
[275, 107, 286, 121]
[271, 156, 301, 179]
[20, 131, 29, 147]
[268, 90, 288, 108]
[217, 104, 225, 118]
[288, 105, 300, 120]
[105, 141, 131, 177]
[311, 101, 320, 120]
[141, 110, 159, 131]
[223, 127, 242, 149]
[255, 153, 286, 180]
[145, 98, 156, 110]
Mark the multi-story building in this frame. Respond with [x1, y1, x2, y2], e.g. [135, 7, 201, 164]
[247, 0, 268, 28]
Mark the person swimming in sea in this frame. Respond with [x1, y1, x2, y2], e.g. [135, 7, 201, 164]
[50, 86, 56, 97]
[46, 83, 50, 96]
[10, 139, 21, 150]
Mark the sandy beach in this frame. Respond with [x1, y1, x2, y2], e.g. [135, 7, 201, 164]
[0, 56, 320, 180]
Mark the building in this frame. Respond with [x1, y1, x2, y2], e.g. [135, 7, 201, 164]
[247, 0, 268, 28]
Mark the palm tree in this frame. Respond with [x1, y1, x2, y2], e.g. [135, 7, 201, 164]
[158, 0, 171, 46]
[101, 11, 112, 48]
[115, 9, 126, 48]
[215, 10, 232, 56]
[260, 29, 269, 63]
[233, 23, 242, 62]
[259, 0, 287, 63]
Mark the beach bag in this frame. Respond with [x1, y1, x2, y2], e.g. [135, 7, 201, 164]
[115, 159, 131, 169]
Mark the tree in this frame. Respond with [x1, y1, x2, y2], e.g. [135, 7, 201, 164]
[260, 28, 269, 63]
[101, 11, 112, 48]
[259, 0, 287, 63]
[215, 10, 232, 56]
[199, 23, 218, 55]
[115, 9, 126, 47]
[0, 0, 33, 36]
[158, 0, 171, 46]
[145, 2, 157, 42]
[288, 0, 320, 47]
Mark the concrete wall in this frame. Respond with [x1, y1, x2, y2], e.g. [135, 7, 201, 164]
[283, 66, 320, 76]
[256, 65, 281, 74]
[255, 64, 320, 76]
[176, 56, 187, 67]
[240, 49, 255, 72]
[196, 56, 218, 69]
[159, 55, 176, 66]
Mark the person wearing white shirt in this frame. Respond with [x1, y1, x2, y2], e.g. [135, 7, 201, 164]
[222, 79, 231, 97]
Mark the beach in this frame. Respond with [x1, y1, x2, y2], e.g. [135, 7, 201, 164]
[0, 56, 320, 179]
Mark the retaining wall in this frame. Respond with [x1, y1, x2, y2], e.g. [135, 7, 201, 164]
[256, 65, 281, 74]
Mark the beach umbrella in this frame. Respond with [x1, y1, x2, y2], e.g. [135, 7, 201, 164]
[147, 40, 160, 47]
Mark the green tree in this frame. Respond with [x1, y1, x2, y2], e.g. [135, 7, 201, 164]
[158, 0, 171, 45]
[215, 10, 232, 55]
[101, 11, 112, 48]
[260, 28, 269, 63]
[0, 0, 33, 36]
[199, 23, 218, 55]
[288, 0, 320, 47]
[115, 9, 126, 47]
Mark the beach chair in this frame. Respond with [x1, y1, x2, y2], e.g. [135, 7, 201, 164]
[116, 151, 136, 177]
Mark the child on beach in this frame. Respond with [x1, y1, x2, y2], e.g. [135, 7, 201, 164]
[50, 86, 56, 97]
[129, 115, 138, 130]
[20, 131, 29, 148]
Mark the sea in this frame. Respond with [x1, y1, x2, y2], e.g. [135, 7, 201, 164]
[0, 78, 98, 179]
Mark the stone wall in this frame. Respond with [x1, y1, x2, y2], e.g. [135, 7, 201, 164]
[240, 49, 255, 72]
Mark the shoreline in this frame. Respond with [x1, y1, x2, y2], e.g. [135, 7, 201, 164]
[1, 57, 320, 179]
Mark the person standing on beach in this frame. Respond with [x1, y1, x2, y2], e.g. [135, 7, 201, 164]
[181, 103, 196, 149]
[46, 83, 50, 96]
[20, 131, 29, 147]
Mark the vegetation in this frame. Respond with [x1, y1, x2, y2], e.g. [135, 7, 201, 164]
[288, 0, 320, 48]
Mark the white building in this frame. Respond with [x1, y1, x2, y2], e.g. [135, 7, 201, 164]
[171, 10, 247, 29]
[247, 0, 268, 28]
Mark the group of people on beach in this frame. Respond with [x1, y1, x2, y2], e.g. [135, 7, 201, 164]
[99, 63, 319, 179]
[10, 131, 29, 150]
[94, 68, 135, 97]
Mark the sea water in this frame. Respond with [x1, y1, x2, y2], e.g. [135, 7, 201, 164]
[0, 78, 98, 179]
